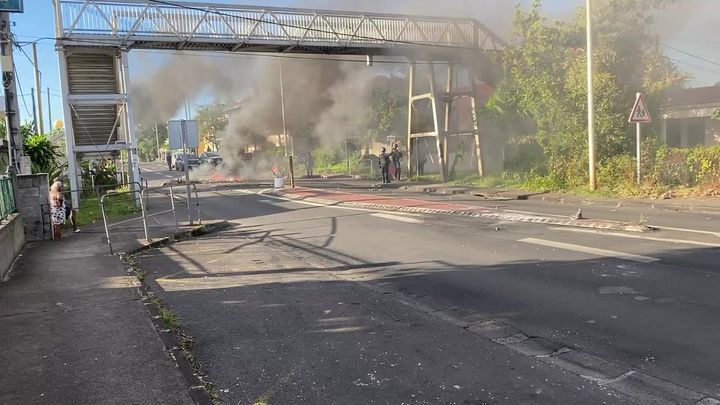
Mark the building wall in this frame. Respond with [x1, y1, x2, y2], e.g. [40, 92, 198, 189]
[706, 118, 720, 145]
[662, 103, 720, 148]
[0, 213, 25, 280]
[663, 117, 719, 148]
[15, 174, 51, 242]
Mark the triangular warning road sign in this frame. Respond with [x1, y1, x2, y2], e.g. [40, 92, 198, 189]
[629, 93, 652, 123]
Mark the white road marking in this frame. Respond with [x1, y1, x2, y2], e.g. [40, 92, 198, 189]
[242, 189, 427, 218]
[548, 227, 720, 248]
[651, 225, 720, 238]
[370, 213, 424, 224]
[503, 209, 569, 219]
[519, 238, 660, 263]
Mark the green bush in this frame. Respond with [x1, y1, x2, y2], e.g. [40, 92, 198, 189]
[596, 155, 638, 195]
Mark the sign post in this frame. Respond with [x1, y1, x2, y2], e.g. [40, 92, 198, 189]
[168, 119, 198, 224]
[628, 92, 652, 185]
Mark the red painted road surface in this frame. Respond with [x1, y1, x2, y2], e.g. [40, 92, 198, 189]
[282, 187, 488, 212]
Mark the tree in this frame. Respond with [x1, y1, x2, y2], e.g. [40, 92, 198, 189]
[493, 0, 684, 188]
[23, 127, 66, 179]
[195, 102, 228, 152]
[361, 75, 407, 144]
[136, 125, 167, 161]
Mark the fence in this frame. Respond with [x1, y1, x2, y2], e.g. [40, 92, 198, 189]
[0, 176, 16, 222]
[101, 184, 187, 255]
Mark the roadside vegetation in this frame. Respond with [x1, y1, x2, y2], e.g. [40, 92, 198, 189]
[468, 0, 720, 198]
[75, 190, 139, 226]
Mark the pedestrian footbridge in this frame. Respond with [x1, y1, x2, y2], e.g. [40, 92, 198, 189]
[53, 0, 506, 208]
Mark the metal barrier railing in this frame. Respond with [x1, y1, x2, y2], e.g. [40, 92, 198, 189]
[141, 185, 179, 234]
[64, 181, 143, 202]
[101, 184, 180, 255]
[0, 176, 16, 222]
[101, 189, 148, 255]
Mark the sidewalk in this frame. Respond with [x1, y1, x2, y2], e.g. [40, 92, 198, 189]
[402, 183, 720, 213]
[295, 177, 720, 214]
[0, 227, 193, 405]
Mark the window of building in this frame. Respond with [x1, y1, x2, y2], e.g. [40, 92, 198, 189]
[686, 119, 706, 147]
[667, 120, 681, 147]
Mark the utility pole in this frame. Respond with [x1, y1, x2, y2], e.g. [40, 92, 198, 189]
[47, 86, 51, 126]
[0, 11, 23, 173]
[586, 0, 596, 190]
[344, 138, 350, 176]
[154, 122, 160, 160]
[32, 42, 43, 134]
[30, 88, 36, 132]
[279, 62, 289, 158]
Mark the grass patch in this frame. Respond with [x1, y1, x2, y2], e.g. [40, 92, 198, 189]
[407, 174, 443, 183]
[76, 191, 139, 226]
[151, 297, 180, 330]
[448, 172, 524, 188]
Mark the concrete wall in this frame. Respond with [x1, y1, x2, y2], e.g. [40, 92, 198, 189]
[0, 213, 25, 280]
[15, 174, 51, 242]
[662, 117, 720, 147]
[706, 119, 720, 145]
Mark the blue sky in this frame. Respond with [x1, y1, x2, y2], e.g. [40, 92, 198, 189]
[11, 0, 720, 130]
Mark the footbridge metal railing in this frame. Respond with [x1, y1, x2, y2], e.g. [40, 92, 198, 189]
[55, 0, 506, 53]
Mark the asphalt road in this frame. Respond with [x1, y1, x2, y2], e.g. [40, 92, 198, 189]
[138, 163, 720, 403]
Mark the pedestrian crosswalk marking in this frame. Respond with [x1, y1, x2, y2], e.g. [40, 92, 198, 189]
[519, 238, 659, 263]
[370, 213, 425, 224]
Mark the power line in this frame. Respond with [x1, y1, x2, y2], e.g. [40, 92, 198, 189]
[14, 42, 37, 69]
[663, 44, 720, 68]
[669, 57, 720, 75]
[12, 61, 32, 117]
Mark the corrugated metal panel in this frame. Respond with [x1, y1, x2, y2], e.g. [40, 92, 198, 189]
[67, 53, 118, 94]
[71, 104, 119, 146]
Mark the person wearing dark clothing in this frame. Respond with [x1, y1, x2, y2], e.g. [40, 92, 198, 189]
[379, 147, 391, 184]
[416, 142, 427, 176]
[391, 143, 402, 181]
[305, 152, 314, 178]
[166, 152, 172, 171]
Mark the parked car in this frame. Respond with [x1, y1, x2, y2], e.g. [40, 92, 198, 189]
[174, 153, 201, 171]
[200, 151, 223, 166]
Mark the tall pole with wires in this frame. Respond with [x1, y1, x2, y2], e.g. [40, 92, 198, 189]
[279, 62, 289, 158]
[47, 87, 52, 127]
[0, 12, 23, 172]
[32, 42, 44, 134]
[586, 0, 596, 190]
[30, 87, 37, 132]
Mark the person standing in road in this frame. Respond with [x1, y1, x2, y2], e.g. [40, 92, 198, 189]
[306, 151, 314, 178]
[53, 177, 79, 233]
[49, 181, 66, 240]
[166, 151, 172, 171]
[391, 143, 402, 181]
[379, 147, 391, 184]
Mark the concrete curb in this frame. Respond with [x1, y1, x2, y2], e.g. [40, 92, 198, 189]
[354, 280, 720, 405]
[397, 184, 546, 200]
[122, 221, 231, 405]
[394, 182, 720, 214]
[121, 221, 231, 257]
[275, 190, 651, 233]
[536, 193, 720, 215]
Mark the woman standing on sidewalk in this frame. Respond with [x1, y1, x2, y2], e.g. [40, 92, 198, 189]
[49, 181, 66, 240]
